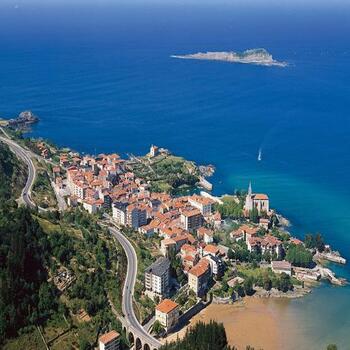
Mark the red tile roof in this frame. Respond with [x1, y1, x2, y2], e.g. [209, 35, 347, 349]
[156, 299, 178, 314]
[99, 330, 120, 345]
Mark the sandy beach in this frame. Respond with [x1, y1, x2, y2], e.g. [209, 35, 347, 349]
[163, 298, 295, 350]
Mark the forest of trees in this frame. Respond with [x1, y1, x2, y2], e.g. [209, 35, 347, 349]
[159, 321, 230, 350]
[159, 321, 259, 350]
[286, 244, 314, 268]
[0, 204, 58, 343]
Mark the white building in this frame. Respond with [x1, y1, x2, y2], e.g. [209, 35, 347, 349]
[82, 199, 97, 214]
[112, 202, 128, 225]
[98, 330, 120, 350]
[271, 260, 292, 276]
[180, 208, 203, 232]
[188, 195, 214, 217]
[126, 204, 147, 229]
[155, 299, 179, 331]
[145, 257, 170, 297]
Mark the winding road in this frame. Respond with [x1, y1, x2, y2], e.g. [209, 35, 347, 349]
[0, 127, 160, 348]
[0, 130, 36, 208]
[109, 226, 161, 349]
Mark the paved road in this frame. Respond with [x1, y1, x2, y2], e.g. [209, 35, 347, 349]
[51, 181, 68, 211]
[109, 227, 161, 349]
[0, 134, 36, 208]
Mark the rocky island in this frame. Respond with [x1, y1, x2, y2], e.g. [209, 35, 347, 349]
[171, 48, 288, 67]
[7, 110, 39, 129]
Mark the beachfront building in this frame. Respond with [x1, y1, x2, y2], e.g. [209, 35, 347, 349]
[247, 235, 283, 258]
[155, 299, 179, 332]
[244, 182, 269, 214]
[180, 208, 203, 232]
[145, 257, 170, 298]
[271, 260, 292, 276]
[98, 330, 120, 350]
[188, 259, 211, 297]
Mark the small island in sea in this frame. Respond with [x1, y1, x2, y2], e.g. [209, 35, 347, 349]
[171, 48, 288, 67]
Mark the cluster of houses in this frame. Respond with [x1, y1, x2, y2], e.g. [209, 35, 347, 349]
[54, 147, 306, 335]
[36, 141, 51, 159]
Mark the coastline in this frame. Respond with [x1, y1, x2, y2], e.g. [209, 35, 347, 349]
[163, 298, 295, 350]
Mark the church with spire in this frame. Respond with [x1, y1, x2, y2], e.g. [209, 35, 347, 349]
[244, 182, 270, 215]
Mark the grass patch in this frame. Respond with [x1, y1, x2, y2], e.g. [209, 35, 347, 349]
[3, 328, 46, 350]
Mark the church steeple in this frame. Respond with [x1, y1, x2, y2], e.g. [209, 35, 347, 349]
[248, 181, 252, 196]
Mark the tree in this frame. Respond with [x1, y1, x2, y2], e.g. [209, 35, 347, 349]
[277, 273, 293, 292]
[159, 320, 228, 350]
[152, 320, 165, 336]
[263, 251, 271, 263]
[262, 274, 272, 291]
[304, 234, 314, 249]
[315, 233, 325, 252]
[249, 206, 259, 223]
[79, 337, 91, 350]
[243, 277, 254, 296]
[227, 248, 235, 260]
[326, 345, 337, 350]
[286, 244, 314, 268]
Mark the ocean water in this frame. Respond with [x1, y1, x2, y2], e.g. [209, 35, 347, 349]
[1, 1, 350, 348]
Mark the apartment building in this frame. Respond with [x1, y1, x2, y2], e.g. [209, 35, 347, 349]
[145, 257, 170, 298]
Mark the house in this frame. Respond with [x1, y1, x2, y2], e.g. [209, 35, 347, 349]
[138, 223, 155, 237]
[271, 260, 292, 276]
[247, 235, 283, 258]
[197, 227, 214, 244]
[261, 235, 283, 257]
[182, 254, 198, 270]
[244, 182, 269, 214]
[227, 276, 245, 288]
[52, 166, 61, 178]
[202, 244, 220, 257]
[180, 208, 203, 232]
[145, 257, 170, 298]
[155, 299, 179, 332]
[259, 218, 270, 230]
[247, 236, 262, 254]
[82, 198, 97, 214]
[231, 224, 259, 243]
[160, 239, 176, 257]
[290, 237, 303, 245]
[188, 195, 214, 216]
[98, 330, 120, 350]
[188, 259, 211, 297]
[180, 244, 197, 258]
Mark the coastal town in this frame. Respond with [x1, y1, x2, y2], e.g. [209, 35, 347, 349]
[0, 118, 347, 350]
[24, 136, 345, 346]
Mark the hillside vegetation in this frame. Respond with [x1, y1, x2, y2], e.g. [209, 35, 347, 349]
[0, 143, 26, 200]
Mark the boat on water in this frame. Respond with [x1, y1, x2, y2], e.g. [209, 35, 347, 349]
[258, 148, 262, 161]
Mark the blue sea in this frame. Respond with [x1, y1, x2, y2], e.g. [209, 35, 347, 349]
[1, 1, 350, 348]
